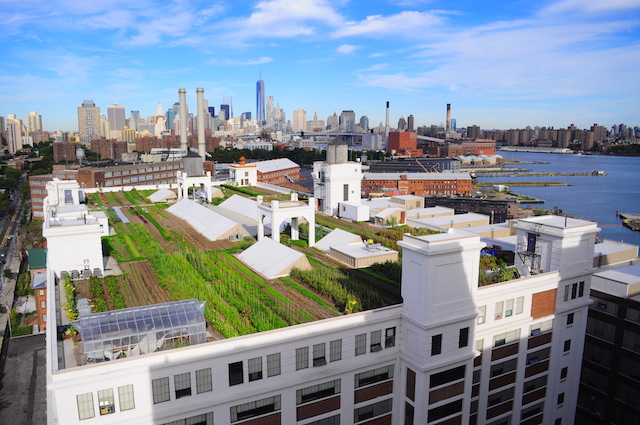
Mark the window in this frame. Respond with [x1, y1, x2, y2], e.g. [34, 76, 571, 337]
[385, 327, 396, 348]
[459, 327, 469, 348]
[355, 365, 394, 388]
[267, 353, 281, 377]
[560, 367, 568, 380]
[40, 300, 46, 309]
[152, 377, 170, 404]
[118, 385, 135, 411]
[248, 357, 263, 381]
[296, 379, 340, 404]
[329, 340, 342, 362]
[523, 375, 547, 394]
[495, 301, 504, 320]
[586, 317, 616, 342]
[515, 297, 524, 314]
[527, 347, 550, 365]
[230, 395, 281, 423]
[491, 359, 517, 378]
[432, 334, 442, 355]
[487, 387, 515, 407]
[296, 347, 309, 370]
[475, 339, 484, 352]
[354, 398, 392, 423]
[505, 299, 514, 317]
[530, 319, 554, 336]
[313, 343, 327, 367]
[626, 307, 640, 323]
[97, 389, 115, 415]
[591, 296, 618, 315]
[174, 373, 191, 398]
[355, 334, 366, 356]
[557, 393, 565, 406]
[493, 329, 520, 347]
[229, 361, 244, 386]
[370, 330, 382, 352]
[622, 330, 640, 353]
[521, 402, 544, 420]
[472, 369, 481, 384]
[304, 415, 340, 425]
[76, 392, 95, 420]
[343, 184, 348, 202]
[430, 365, 465, 387]
[427, 399, 463, 422]
[196, 369, 212, 393]
[567, 313, 574, 326]
[563, 339, 571, 353]
[564, 282, 585, 301]
[478, 306, 487, 324]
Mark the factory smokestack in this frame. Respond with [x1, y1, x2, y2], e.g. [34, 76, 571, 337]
[178, 88, 188, 153]
[446, 103, 451, 138]
[385, 101, 390, 144]
[196, 88, 206, 159]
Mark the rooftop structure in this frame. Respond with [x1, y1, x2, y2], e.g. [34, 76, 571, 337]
[72, 300, 207, 364]
[237, 238, 312, 279]
[167, 199, 248, 241]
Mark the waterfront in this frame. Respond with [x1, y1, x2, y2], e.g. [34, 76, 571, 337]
[478, 151, 640, 246]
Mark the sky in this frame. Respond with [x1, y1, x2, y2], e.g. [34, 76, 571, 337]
[1, 0, 639, 133]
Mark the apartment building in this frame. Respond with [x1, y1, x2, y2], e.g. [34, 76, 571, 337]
[44, 208, 599, 425]
[361, 172, 473, 197]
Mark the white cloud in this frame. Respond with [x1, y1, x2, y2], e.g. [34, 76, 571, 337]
[541, 0, 640, 15]
[209, 56, 274, 66]
[332, 11, 442, 38]
[337, 44, 358, 54]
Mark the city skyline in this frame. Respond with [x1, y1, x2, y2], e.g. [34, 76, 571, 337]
[1, 0, 639, 132]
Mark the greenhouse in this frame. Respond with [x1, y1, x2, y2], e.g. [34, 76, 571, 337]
[72, 299, 207, 364]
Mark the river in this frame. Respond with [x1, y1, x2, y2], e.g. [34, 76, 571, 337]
[477, 151, 640, 246]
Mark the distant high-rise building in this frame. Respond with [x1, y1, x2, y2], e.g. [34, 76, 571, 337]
[467, 125, 481, 139]
[407, 115, 414, 132]
[292, 109, 306, 133]
[398, 117, 407, 131]
[359, 116, 369, 131]
[107, 104, 126, 139]
[208, 107, 215, 118]
[129, 111, 140, 131]
[266, 96, 275, 126]
[256, 79, 265, 125]
[157, 102, 163, 116]
[243, 112, 251, 120]
[77, 100, 102, 143]
[327, 112, 339, 130]
[166, 109, 177, 131]
[222, 96, 233, 119]
[339, 110, 356, 133]
[307, 112, 325, 132]
[220, 105, 230, 121]
[25, 111, 43, 133]
[5, 115, 23, 154]
[450, 118, 456, 131]
[0, 116, 5, 134]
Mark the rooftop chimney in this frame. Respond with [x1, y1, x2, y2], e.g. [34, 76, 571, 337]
[178, 88, 188, 153]
[196, 88, 206, 159]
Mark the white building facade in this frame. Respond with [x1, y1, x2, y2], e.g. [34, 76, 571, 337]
[45, 215, 600, 425]
[313, 140, 362, 216]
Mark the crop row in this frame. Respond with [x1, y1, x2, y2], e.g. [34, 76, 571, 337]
[89, 277, 108, 312]
[105, 275, 127, 310]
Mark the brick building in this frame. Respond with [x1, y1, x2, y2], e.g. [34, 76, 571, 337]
[255, 158, 301, 186]
[90, 139, 129, 160]
[387, 131, 423, 156]
[443, 140, 496, 157]
[27, 248, 48, 330]
[362, 172, 473, 197]
[53, 142, 81, 163]
[76, 161, 184, 188]
[424, 197, 521, 223]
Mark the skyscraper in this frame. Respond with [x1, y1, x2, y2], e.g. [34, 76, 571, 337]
[339, 110, 356, 133]
[77, 100, 102, 143]
[292, 109, 306, 133]
[107, 104, 126, 139]
[5, 115, 23, 154]
[25, 111, 43, 133]
[266, 96, 274, 126]
[256, 79, 265, 126]
[220, 105, 230, 121]
[407, 114, 415, 132]
[359, 116, 369, 131]
[222, 96, 233, 119]
[129, 111, 141, 131]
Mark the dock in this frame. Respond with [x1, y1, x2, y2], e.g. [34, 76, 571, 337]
[619, 213, 640, 232]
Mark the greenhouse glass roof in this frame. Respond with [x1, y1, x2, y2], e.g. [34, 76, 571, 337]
[72, 299, 207, 364]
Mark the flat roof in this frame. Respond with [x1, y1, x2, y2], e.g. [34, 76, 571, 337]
[331, 242, 398, 259]
[593, 239, 639, 256]
[363, 172, 472, 181]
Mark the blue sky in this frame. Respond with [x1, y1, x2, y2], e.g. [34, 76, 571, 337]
[1, 0, 639, 132]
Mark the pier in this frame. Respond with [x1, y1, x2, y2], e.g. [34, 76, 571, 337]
[474, 171, 607, 177]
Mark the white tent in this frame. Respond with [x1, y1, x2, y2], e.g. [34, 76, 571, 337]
[148, 188, 177, 203]
[219, 195, 261, 221]
[237, 238, 311, 279]
[167, 199, 248, 240]
[315, 228, 362, 253]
